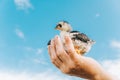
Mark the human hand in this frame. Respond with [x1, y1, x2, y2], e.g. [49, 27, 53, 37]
[48, 35, 113, 80]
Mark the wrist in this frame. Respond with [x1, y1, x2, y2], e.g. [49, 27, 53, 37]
[92, 70, 113, 80]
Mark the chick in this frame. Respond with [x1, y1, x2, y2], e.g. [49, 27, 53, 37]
[48, 21, 95, 55]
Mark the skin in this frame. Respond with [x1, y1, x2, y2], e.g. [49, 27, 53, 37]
[48, 35, 114, 80]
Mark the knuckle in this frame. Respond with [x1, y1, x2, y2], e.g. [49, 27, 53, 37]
[57, 53, 62, 57]
[68, 49, 75, 53]
[64, 70, 70, 74]
[51, 60, 55, 64]
[57, 51, 64, 57]
[65, 66, 76, 74]
[61, 67, 72, 74]
[64, 69, 70, 74]
[61, 69, 69, 74]
[51, 58, 56, 63]
[67, 50, 76, 59]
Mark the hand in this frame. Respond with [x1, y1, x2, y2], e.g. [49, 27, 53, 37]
[48, 35, 114, 80]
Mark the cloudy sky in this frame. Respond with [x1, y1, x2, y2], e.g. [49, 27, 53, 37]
[0, 0, 120, 80]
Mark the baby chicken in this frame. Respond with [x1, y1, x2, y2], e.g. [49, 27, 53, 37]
[48, 21, 95, 55]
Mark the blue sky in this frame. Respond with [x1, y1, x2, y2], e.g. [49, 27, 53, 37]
[0, 0, 120, 80]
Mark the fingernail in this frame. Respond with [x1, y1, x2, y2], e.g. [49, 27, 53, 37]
[55, 35, 59, 39]
[51, 39, 54, 45]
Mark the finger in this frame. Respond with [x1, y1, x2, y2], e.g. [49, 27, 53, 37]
[54, 35, 70, 64]
[64, 36, 78, 59]
[49, 40, 63, 68]
[49, 45, 62, 68]
[48, 45, 52, 57]
[51, 39, 63, 63]
[50, 39, 57, 60]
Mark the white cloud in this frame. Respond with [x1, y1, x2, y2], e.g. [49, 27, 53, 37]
[33, 59, 41, 63]
[15, 28, 25, 40]
[36, 48, 43, 54]
[95, 13, 100, 17]
[24, 47, 43, 54]
[102, 59, 120, 79]
[33, 59, 47, 65]
[110, 40, 120, 49]
[14, 0, 33, 10]
[0, 71, 71, 80]
[24, 47, 46, 64]
[100, 40, 120, 79]
[24, 47, 34, 52]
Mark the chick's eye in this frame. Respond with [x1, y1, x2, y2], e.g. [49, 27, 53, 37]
[58, 24, 62, 27]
